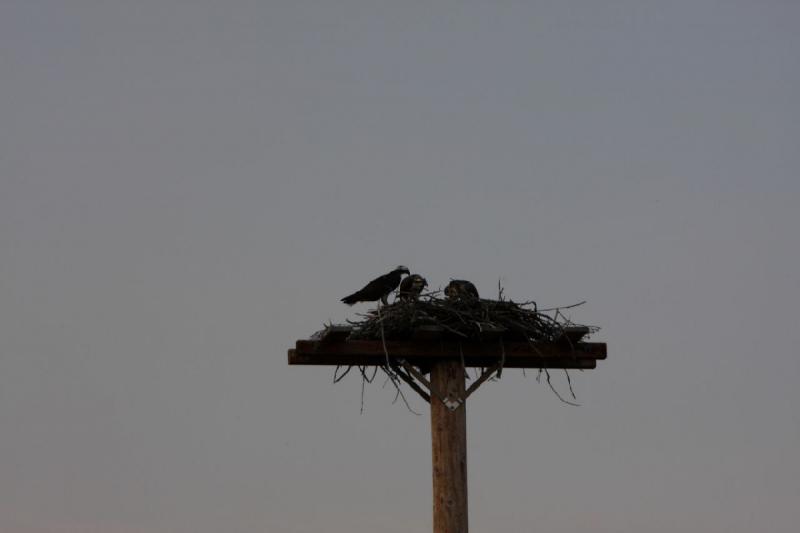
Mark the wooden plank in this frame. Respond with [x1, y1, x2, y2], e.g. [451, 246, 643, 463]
[477, 324, 507, 340]
[293, 339, 606, 359]
[288, 339, 605, 369]
[431, 360, 468, 533]
[413, 326, 446, 341]
[289, 350, 595, 369]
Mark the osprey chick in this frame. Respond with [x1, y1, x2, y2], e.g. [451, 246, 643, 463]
[341, 266, 410, 306]
[398, 274, 428, 301]
[444, 279, 479, 301]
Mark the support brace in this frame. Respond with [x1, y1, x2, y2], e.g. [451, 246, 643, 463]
[400, 359, 503, 411]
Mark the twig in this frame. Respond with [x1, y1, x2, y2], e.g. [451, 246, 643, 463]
[333, 365, 352, 383]
[500, 338, 506, 378]
[383, 365, 422, 415]
[377, 304, 394, 375]
[542, 368, 580, 406]
[564, 368, 577, 399]
[537, 300, 586, 312]
[360, 369, 366, 414]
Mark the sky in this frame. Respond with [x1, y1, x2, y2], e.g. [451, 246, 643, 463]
[1, 1, 799, 532]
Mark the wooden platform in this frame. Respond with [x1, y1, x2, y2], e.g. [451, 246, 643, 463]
[288, 326, 606, 369]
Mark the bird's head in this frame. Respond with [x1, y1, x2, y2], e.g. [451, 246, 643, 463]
[445, 279, 479, 300]
[410, 274, 428, 289]
[444, 282, 458, 299]
[395, 265, 411, 275]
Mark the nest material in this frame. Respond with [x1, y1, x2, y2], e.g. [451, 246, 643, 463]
[347, 293, 597, 343]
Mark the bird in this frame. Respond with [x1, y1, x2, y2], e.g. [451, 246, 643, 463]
[341, 266, 410, 306]
[444, 279, 479, 301]
[398, 274, 428, 301]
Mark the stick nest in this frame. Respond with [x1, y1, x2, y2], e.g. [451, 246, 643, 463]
[346, 292, 598, 343]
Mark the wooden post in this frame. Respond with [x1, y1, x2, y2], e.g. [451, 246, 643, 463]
[430, 359, 468, 533]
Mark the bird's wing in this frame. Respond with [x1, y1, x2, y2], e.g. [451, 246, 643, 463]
[399, 276, 414, 293]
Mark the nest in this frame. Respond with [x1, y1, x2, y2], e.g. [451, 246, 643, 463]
[346, 292, 598, 343]
[324, 290, 599, 412]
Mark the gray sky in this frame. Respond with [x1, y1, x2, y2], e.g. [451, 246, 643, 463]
[2, 1, 799, 532]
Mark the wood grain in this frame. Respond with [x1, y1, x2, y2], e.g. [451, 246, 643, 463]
[430, 360, 468, 533]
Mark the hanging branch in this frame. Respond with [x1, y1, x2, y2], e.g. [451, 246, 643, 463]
[333, 365, 352, 383]
[537, 368, 581, 406]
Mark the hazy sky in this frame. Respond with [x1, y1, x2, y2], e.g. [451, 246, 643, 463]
[2, 1, 799, 532]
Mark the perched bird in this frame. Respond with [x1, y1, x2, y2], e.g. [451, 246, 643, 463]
[444, 279, 479, 301]
[398, 274, 428, 301]
[341, 266, 410, 306]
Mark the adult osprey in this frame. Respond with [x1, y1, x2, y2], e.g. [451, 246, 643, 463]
[341, 266, 410, 306]
[398, 274, 428, 301]
[444, 279, 479, 301]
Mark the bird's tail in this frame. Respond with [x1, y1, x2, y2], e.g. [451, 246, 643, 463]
[340, 292, 360, 305]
